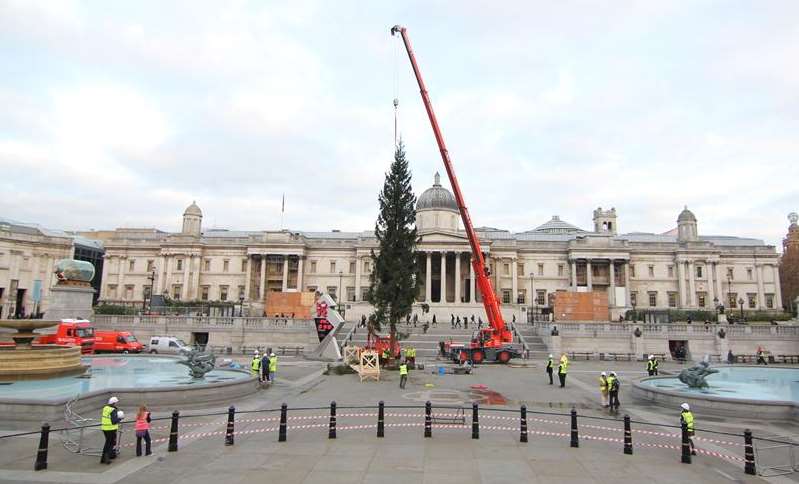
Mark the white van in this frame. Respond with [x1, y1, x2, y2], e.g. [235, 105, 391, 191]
[147, 336, 191, 355]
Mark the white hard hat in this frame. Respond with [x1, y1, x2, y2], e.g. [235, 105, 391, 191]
[681, 403, 690, 411]
[108, 396, 119, 405]
[649, 354, 654, 359]
[611, 371, 617, 376]
[548, 354, 553, 358]
[601, 371, 606, 376]
[254, 350, 259, 355]
[270, 353, 276, 357]
[117, 410, 125, 420]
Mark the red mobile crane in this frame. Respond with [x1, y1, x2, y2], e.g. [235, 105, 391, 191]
[391, 25, 521, 364]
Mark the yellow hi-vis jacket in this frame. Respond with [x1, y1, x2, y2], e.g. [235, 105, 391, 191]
[101, 405, 119, 431]
[269, 356, 278, 372]
[681, 410, 695, 433]
[399, 364, 408, 376]
[599, 376, 608, 392]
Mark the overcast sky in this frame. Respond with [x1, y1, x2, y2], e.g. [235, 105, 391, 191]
[1, 1, 797, 248]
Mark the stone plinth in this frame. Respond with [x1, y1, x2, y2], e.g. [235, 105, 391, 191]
[44, 285, 95, 321]
[0, 345, 85, 380]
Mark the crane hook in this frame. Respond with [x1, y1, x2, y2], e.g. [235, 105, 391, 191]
[390, 25, 404, 36]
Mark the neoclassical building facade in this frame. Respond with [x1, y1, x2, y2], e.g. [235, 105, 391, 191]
[92, 175, 783, 320]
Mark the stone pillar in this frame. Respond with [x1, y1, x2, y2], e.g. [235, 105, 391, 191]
[677, 259, 686, 308]
[297, 257, 304, 291]
[706, 260, 715, 305]
[118, 256, 127, 294]
[354, 256, 362, 301]
[756, 264, 766, 309]
[440, 252, 447, 303]
[469, 258, 476, 303]
[609, 260, 616, 306]
[774, 264, 782, 310]
[182, 255, 191, 300]
[259, 256, 267, 300]
[687, 260, 696, 308]
[192, 256, 201, 299]
[511, 257, 518, 305]
[425, 252, 432, 303]
[157, 256, 167, 293]
[714, 263, 723, 305]
[624, 261, 631, 306]
[282, 255, 289, 292]
[244, 255, 253, 300]
[454, 252, 461, 304]
[570, 260, 577, 289]
[163, 257, 172, 295]
[586, 260, 593, 292]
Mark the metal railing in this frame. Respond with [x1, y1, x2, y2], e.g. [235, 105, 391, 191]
[93, 315, 314, 331]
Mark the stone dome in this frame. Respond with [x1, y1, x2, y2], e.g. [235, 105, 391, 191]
[677, 206, 696, 223]
[184, 201, 202, 217]
[416, 173, 458, 213]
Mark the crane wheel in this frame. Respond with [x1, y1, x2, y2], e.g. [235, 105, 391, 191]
[472, 350, 485, 364]
[459, 351, 468, 363]
[497, 351, 511, 364]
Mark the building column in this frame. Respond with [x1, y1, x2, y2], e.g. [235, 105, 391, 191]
[773, 265, 782, 310]
[677, 259, 686, 307]
[157, 256, 166, 293]
[454, 252, 461, 304]
[163, 257, 172, 295]
[706, 260, 715, 305]
[425, 252, 432, 303]
[181, 256, 191, 300]
[281, 255, 289, 292]
[687, 260, 696, 307]
[244, 255, 253, 300]
[624, 261, 631, 306]
[192, 256, 201, 299]
[586, 260, 593, 292]
[259, 255, 267, 300]
[354, 256, 362, 301]
[469, 258, 476, 303]
[297, 257, 304, 291]
[570, 260, 577, 289]
[609, 260, 616, 306]
[756, 264, 766, 310]
[511, 257, 518, 305]
[440, 252, 447, 303]
[118, 256, 127, 293]
[714, 263, 723, 305]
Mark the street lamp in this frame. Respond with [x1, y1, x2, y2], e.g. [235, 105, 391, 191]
[713, 296, 719, 321]
[144, 270, 156, 314]
[631, 300, 637, 322]
[739, 297, 745, 322]
[238, 295, 245, 317]
[529, 273, 535, 323]
[338, 271, 343, 303]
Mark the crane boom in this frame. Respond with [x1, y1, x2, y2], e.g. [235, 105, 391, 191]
[391, 25, 512, 344]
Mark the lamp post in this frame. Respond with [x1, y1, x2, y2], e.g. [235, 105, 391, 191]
[713, 296, 719, 322]
[238, 295, 245, 317]
[338, 271, 343, 304]
[739, 297, 745, 322]
[144, 270, 156, 314]
[631, 300, 637, 323]
[529, 273, 535, 323]
[727, 273, 732, 314]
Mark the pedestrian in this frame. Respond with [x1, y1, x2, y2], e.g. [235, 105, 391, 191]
[268, 352, 278, 382]
[451, 314, 455, 328]
[680, 403, 697, 455]
[599, 372, 609, 407]
[478, 317, 483, 328]
[261, 351, 270, 382]
[608, 371, 620, 411]
[512, 314, 516, 323]
[471, 315, 475, 325]
[423, 321, 429, 334]
[651, 355, 659, 375]
[646, 355, 656, 376]
[456, 316, 460, 328]
[757, 346, 768, 365]
[360, 314, 367, 328]
[413, 314, 418, 327]
[399, 360, 408, 389]
[557, 357, 568, 388]
[727, 349, 735, 364]
[250, 351, 262, 379]
[545, 354, 554, 385]
[463, 316, 468, 330]
[432, 314, 437, 327]
[100, 396, 123, 464]
[135, 405, 152, 457]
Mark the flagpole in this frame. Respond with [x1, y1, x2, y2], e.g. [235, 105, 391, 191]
[280, 193, 285, 230]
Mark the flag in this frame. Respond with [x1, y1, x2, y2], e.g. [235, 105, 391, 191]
[281, 193, 285, 213]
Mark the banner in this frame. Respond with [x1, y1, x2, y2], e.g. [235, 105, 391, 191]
[314, 300, 333, 342]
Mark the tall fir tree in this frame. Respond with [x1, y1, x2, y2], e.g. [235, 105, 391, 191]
[368, 141, 419, 352]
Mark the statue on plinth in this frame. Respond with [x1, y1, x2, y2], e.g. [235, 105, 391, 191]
[178, 348, 216, 378]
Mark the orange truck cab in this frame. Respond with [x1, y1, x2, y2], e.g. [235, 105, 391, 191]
[36, 319, 96, 354]
[93, 330, 143, 354]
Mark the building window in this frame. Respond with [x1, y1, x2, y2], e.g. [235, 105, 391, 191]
[204, 259, 211, 271]
[668, 292, 677, 308]
[238, 285, 245, 299]
[557, 264, 564, 277]
[630, 292, 637, 307]
[630, 265, 636, 278]
[747, 268, 753, 280]
[306, 285, 318, 293]
[648, 291, 657, 307]
[517, 263, 524, 277]
[363, 261, 371, 273]
[330, 261, 336, 273]
[176, 259, 183, 271]
[129, 260, 135, 272]
[668, 265, 674, 278]
[538, 263, 544, 276]
[143, 285, 152, 300]
[125, 285, 134, 300]
[503, 263, 510, 276]
[223, 259, 230, 272]
[173, 285, 182, 300]
[327, 286, 338, 300]
[648, 265, 655, 278]
[766, 294, 774, 309]
[727, 267, 734, 280]
[108, 284, 118, 299]
[346, 286, 356, 302]
[201, 286, 209, 301]
[220, 286, 229, 301]
[310, 261, 317, 273]
[592, 264, 599, 277]
[697, 292, 706, 308]
[517, 289, 526, 304]
[502, 290, 511, 304]
[349, 261, 356, 274]
[241, 259, 248, 272]
[729, 293, 738, 308]
[747, 293, 756, 309]
[536, 290, 546, 306]
[696, 265, 703, 278]
[360, 287, 369, 301]
[146, 260, 154, 272]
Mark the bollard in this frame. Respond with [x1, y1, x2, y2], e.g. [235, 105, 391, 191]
[33, 423, 50, 471]
[225, 406, 235, 446]
[623, 415, 633, 455]
[377, 401, 385, 438]
[520, 405, 528, 443]
[472, 402, 479, 439]
[424, 401, 432, 438]
[278, 403, 288, 442]
[744, 429, 756, 475]
[680, 421, 691, 464]
[570, 408, 579, 448]
[329, 401, 337, 439]
[168, 410, 179, 452]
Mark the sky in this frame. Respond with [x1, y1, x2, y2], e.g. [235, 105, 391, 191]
[1, 1, 797, 248]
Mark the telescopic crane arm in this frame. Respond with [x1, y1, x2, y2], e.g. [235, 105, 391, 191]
[391, 25, 511, 344]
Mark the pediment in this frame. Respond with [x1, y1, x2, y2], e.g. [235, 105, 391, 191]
[418, 231, 471, 244]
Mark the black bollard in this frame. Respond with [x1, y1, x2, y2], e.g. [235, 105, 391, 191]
[278, 403, 288, 442]
[377, 401, 385, 438]
[225, 406, 235, 446]
[33, 423, 50, 471]
[681, 421, 691, 464]
[744, 429, 756, 475]
[623, 415, 633, 455]
[168, 410, 179, 452]
[520, 405, 528, 443]
[424, 401, 432, 438]
[329, 401, 337, 439]
[472, 402, 479, 440]
[570, 408, 579, 448]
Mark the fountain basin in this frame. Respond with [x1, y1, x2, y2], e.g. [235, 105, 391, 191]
[633, 366, 799, 419]
[0, 345, 86, 379]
